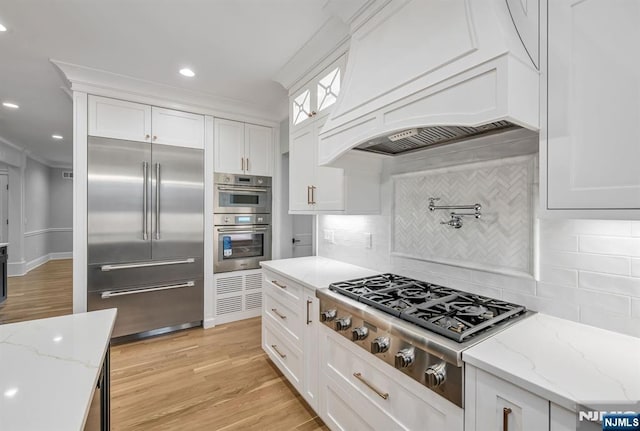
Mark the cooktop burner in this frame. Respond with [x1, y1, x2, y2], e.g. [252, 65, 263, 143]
[329, 273, 526, 342]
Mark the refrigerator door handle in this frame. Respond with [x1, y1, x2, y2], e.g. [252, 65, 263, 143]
[155, 162, 161, 240]
[100, 258, 195, 272]
[101, 281, 196, 299]
[142, 161, 149, 240]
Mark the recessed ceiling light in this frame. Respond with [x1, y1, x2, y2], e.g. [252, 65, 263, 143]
[52, 134, 63, 140]
[2, 102, 19, 109]
[4, 388, 18, 398]
[0, 24, 7, 32]
[179, 68, 195, 78]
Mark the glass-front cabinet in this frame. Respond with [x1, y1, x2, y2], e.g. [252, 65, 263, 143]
[290, 55, 345, 131]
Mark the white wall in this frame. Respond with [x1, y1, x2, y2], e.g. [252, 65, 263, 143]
[24, 157, 51, 263]
[48, 167, 73, 254]
[318, 134, 640, 338]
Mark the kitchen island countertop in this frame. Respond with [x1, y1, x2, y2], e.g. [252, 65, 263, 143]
[463, 312, 640, 411]
[0, 309, 117, 430]
[261, 256, 379, 291]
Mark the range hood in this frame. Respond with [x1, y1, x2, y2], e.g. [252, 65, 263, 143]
[318, 0, 540, 164]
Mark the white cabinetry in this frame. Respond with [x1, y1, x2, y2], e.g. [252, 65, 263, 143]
[288, 56, 382, 215]
[214, 119, 273, 176]
[261, 270, 319, 411]
[290, 120, 345, 212]
[151, 107, 204, 149]
[88, 95, 151, 142]
[542, 0, 640, 218]
[465, 365, 577, 431]
[319, 324, 463, 431]
[88, 95, 204, 149]
[290, 56, 344, 133]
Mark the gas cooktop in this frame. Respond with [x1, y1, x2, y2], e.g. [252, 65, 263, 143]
[329, 273, 526, 343]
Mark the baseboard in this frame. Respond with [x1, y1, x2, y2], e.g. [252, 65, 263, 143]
[25, 254, 52, 273]
[8, 252, 72, 277]
[50, 252, 72, 260]
[207, 309, 261, 327]
[8, 261, 26, 277]
[203, 317, 216, 329]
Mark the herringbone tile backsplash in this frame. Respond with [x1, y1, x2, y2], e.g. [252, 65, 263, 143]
[393, 157, 534, 275]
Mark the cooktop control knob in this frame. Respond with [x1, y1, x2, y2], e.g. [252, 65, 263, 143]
[335, 317, 352, 331]
[371, 337, 390, 354]
[320, 309, 337, 322]
[394, 348, 415, 368]
[425, 362, 447, 388]
[351, 326, 369, 341]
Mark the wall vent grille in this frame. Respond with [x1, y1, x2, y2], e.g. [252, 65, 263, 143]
[216, 296, 243, 315]
[216, 276, 243, 295]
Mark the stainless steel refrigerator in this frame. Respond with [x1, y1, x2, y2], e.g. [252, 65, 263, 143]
[87, 136, 204, 338]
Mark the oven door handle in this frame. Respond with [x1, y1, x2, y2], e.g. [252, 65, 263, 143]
[216, 227, 268, 233]
[216, 186, 268, 193]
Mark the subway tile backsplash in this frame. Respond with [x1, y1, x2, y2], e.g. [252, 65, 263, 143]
[319, 211, 640, 338]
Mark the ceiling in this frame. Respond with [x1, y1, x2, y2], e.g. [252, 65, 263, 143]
[0, 0, 341, 165]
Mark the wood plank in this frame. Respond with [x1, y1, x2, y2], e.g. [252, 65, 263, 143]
[0, 259, 328, 430]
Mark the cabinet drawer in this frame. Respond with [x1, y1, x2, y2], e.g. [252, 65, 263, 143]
[263, 320, 303, 391]
[321, 326, 462, 431]
[263, 290, 302, 345]
[322, 373, 401, 431]
[262, 271, 301, 302]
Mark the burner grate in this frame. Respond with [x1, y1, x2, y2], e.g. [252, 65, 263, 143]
[329, 273, 526, 343]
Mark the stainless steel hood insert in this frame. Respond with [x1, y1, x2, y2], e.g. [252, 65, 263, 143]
[356, 121, 518, 155]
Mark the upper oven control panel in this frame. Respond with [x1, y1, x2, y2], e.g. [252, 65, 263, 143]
[215, 172, 272, 188]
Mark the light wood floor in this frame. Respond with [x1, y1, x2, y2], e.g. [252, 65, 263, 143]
[1, 260, 328, 430]
[0, 259, 73, 324]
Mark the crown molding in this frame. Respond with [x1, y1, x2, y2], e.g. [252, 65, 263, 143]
[273, 16, 351, 92]
[51, 60, 283, 127]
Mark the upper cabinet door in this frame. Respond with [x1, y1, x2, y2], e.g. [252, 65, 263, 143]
[214, 119, 245, 175]
[291, 86, 314, 131]
[151, 107, 204, 149]
[546, 0, 640, 210]
[244, 124, 273, 176]
[289, 125, 316, 211]
[88, 95, 151, 142]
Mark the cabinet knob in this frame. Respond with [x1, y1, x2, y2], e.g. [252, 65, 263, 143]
[153, 135, 158, 141]
[145, 134, 150, 139]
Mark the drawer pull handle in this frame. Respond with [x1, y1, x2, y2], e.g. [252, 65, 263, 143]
[272, 280, 287, 289]
[503, 407, 512, 431]
[271, 344, 286, 359]
[271, 308, 286, 320]
[353, 372, 389, 400]
[306, 299, 312, 325]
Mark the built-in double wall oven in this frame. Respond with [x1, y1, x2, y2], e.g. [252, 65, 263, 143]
[213, 173, 272, 273]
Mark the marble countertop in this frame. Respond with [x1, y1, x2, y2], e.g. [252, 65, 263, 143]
[0, 243, 8, 247]
[261, 256, 379, 291]
[463, 313, 640, 411]
[0, 309, 117, 430]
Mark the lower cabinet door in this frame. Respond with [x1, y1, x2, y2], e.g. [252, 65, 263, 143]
[472, 368, 549, 431]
